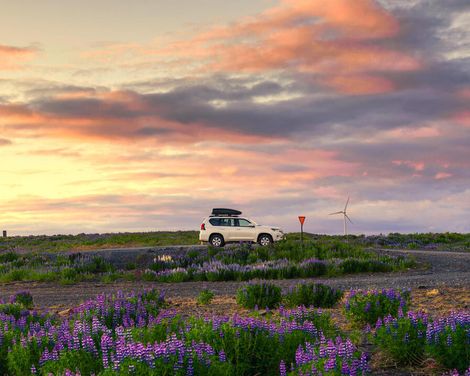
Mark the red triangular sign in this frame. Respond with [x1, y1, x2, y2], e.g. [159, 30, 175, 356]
[298, 216, 306, 225]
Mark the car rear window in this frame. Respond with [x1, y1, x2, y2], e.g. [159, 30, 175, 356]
[209, 218, 234, 226]
[209, 218, 220, 226]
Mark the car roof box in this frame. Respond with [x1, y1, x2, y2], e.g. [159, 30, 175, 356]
[211, 208, 242, 216]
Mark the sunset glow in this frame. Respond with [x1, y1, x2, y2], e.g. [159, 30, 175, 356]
[1, 0, 469, 235]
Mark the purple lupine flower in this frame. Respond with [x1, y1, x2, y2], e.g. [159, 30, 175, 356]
[279, 360, 287, 376]
[219, 350, 226, 362]
[324, 357, 336, 372]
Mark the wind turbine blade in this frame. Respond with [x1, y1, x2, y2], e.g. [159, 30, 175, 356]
[344, 213, 353, 223]
[329, 211, 343, 215]
[344, 196, 350, 211]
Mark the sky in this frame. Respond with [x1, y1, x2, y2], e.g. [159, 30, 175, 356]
[1, 0, 469, 235]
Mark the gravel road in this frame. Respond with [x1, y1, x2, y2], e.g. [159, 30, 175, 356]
[0, 248, 468, 309]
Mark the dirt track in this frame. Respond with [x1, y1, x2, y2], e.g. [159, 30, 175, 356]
[0, 248, 468, 310]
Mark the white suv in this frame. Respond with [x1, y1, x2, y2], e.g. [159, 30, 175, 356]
[199, 208, 285, 247]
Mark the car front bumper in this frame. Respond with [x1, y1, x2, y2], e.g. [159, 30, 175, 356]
[273, 231, 285, 241]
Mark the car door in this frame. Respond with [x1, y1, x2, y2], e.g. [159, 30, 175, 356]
[217, 217, 235, 241]
[233, 218, 256, 241]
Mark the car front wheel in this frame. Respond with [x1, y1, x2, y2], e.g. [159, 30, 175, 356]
[258, 234, 272, 246]
[209, 234, 224, 247]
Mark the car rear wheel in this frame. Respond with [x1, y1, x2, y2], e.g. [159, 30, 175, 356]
[258, 234, 272, 246]
[209, 234, 224, 247]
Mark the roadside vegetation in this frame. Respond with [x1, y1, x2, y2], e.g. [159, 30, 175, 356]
[0, 238, 415, 284]
[304, 232, 470, 251]
[0, 287, 468, 375]
[1, 231, 468, 254]
[0, 231, 199, 253]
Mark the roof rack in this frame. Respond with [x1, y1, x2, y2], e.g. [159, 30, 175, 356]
[211, 208, 242, 217]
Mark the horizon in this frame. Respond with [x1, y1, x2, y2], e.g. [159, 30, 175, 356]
[1, 0, 469, 235]
[3, 228, 469, 238]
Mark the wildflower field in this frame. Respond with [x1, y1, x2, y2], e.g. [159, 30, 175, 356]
[0, 286, 469, 376]
[0, 233, 468, 375]
[0, 239, 414, 284]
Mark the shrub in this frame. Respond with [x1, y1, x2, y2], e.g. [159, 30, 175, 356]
[236, 282, 282, 309]
[344, 288, 410, 325]
[279, 305, 338, 338]
[297, 259, 328, 277]
[374, 311, 428, 365]
[426, 311, 470, 372]
[0, 251, 19, 263]
[10, 291, 33, 309]
[0, 303, 23, 319]
[284, 338, 369, 376]
[283, 283, 343, 308]
[340, 258, 392, 273]
[59, 267, 79, 284]
[375, 311, 470, 372]
[197, 289, 215, 305]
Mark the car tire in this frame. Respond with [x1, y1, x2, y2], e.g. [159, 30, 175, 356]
[209, 234, 225, 247]
[258, 234, 273, 246]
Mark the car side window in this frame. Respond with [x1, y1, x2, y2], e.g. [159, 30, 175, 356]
[219, 218, 233, 226]
[237, 219, 252, 227]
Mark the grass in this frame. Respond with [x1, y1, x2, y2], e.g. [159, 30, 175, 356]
[0, 231, 199, 253]
[1, 231, 468, 254]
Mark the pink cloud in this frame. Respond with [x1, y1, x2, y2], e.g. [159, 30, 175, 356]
[386, 126, 441, 139]
[82, 0, 421, 95]
[0, 44, 37, 70]
[186, 0, 420, 94]
[392, 160, 425, 171]
[435, 172, 452, 180]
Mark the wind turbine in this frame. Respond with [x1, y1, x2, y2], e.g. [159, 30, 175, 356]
[329, 196, 353, 236]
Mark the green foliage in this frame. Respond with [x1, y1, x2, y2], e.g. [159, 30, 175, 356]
[11, 291, 33, 309]
[283, 283, 343, 308]
[197, 289, 215, 305]
[184, 317, 317, 376]
[0, 231, 199, 253]
[0, 303, 23, 319]
[374, 314, 427, 365]
[279, 306, 339, 338]
[0, 252, 19, 263]
[236, 282, 282, 309]
[426, 319, 470, 372]
[41, 350, 101, 375]
[374, 312, 470, 372]
[0, 232, 422, 285]
[344, 289, 410, 326]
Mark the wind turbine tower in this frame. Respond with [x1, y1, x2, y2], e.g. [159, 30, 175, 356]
[329, 196, 353, 236]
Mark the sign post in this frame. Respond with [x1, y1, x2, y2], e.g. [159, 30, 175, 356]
[298, 216, 306, 251]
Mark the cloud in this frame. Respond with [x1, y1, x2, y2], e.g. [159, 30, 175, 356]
[0, 138, 12, 146]
[137, 0, 423, 94]
[0, 44, 37, 70]
[1, 0, 469, 234]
